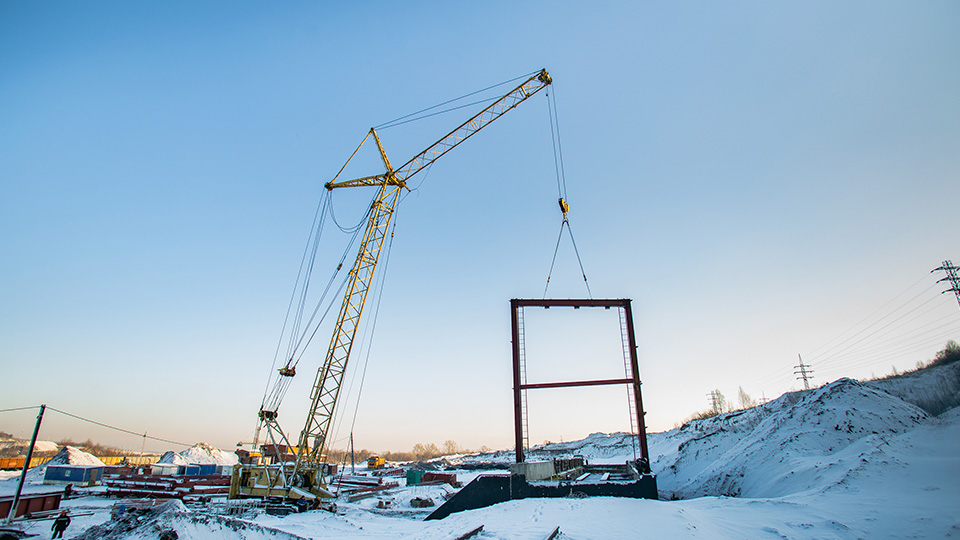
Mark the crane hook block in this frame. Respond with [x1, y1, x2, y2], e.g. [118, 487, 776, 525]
[558, 198, 570, 219]
[279, 366, 296, 377]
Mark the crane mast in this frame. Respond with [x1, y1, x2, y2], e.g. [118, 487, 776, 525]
[231, 69, 552, 503]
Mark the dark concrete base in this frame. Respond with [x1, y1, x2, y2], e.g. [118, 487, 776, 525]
[425, 474, 658, 520]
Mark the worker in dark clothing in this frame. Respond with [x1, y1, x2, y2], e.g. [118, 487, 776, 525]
[51, 510, 70, 539]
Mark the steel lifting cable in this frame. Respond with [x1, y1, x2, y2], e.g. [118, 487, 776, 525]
[542, 85, 591, 299]
[289, 202, 374, 359]
[547, 86, 568, 202]
[263, 189, 329, 408]
[374, 70, 541, 131]
[261, 133, 375, 411]
[264, 268, 354, 413]
[262, 216, 372, 413]
[287, 192, 333, 362]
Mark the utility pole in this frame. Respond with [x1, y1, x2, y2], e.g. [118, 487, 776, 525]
[707, 390, 723, 414]
[7, 404, 45, 524]
[795, 354, 814, 390]
[933, 260, 960, 309]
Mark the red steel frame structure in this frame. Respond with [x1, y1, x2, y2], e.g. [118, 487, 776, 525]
[510, 298, 649, 464]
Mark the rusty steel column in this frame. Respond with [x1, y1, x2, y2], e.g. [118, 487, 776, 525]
[510, 299, 525, 463]
[622, 300, 649, 462]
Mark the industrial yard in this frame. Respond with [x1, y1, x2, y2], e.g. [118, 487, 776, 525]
[3, 2, 959, 539]
[1, 359, 958, 538]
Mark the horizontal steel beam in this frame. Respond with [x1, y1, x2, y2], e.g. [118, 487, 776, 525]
[511, 298, 630, 308]
[520, 378, 634, 390]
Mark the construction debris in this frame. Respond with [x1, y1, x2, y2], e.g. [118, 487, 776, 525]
[452, 525, 484, 540]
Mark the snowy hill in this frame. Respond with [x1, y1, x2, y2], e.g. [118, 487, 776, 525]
[45, 445, 106, 467]
[653, 378, 928, 498]
[158, 443, 239, 465]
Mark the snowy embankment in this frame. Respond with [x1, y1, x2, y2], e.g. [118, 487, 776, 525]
[651, 377, 927, 498]
[653, 361, 958, 499]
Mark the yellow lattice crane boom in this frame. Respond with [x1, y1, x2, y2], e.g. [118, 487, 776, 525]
[230, 69, 552, 504]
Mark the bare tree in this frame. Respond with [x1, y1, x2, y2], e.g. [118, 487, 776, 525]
[737, 386, 757, 409]
[442, 440, 460, 455]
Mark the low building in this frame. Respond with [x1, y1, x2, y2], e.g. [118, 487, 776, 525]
[43, 465, 103, 487]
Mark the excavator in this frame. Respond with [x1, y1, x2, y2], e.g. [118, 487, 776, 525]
[229, 69, 553, 505]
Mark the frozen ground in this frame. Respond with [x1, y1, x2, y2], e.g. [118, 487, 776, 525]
[2, 363, 957, 538]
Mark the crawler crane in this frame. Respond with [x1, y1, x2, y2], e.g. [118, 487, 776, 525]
[229, 69, 553, 504]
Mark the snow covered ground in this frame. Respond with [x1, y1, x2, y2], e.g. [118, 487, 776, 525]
[2, 362, 957, 538]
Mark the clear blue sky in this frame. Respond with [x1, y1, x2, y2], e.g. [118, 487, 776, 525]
[2, 1, 958, 455]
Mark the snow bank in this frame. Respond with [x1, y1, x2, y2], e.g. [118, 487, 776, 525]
[158, 443, 239, 466]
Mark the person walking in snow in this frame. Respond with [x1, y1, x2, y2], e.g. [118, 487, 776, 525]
[51, 510, 70, 539]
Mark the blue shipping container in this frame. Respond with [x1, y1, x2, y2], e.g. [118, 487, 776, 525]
[43, 465, 103, 487]
[193, 464, 217, 476]
[180, 465, 201, 475]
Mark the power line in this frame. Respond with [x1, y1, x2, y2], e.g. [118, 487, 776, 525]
[806, 273, 930, 357]
[0, 406, 41, 414]
[809, 282, 939, 365]
[46, 407, 193, 447]
[814, 292, 945, 369]
[740, 273, 936, 393]
[817, 315, 960, 368]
